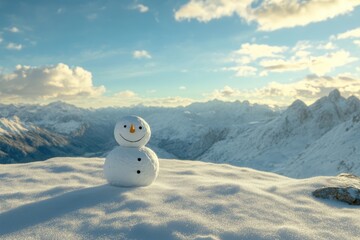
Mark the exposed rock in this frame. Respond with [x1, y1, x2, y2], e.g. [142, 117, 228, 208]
[312, 186, 360, 205]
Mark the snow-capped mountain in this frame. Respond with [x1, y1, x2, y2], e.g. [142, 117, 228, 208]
[200, 89, 360, 177]
[0, 101, 90, 135]
[0, 89, 359, 178]
[282, 114, 360, 178]
[0, 99, 277, 164]
[147, 100, 278, 159]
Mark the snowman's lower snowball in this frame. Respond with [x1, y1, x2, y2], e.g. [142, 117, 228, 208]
[104, 146, 159, 187]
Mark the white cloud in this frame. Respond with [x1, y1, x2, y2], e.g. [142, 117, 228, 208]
[227, 40, 357, 77]
[337, 27, 360, 39]
[207, 74, 360, 107]
[0, 37, 3, 43]
[175, 0, 250, 22]
[6, 27, 19, 33]
[355, 40, 360, 47]
[114, 90, 137, 98]
[133, 50, 152, 59]
[139, 96, 194, 107]
[135, 4, 149, 13]
[234, 43, 287, 60]
[252, 0, 360, 31]
[0, 63, 105, 101]
[295, 50, 311, 58]
[260, 58, 307, 73]
[260, 50, 357, 75]
[179, 86, 187, 90]
[225, 43, 287, 76]
[212, 85, 237, 98]
[6, 43, 22, 50]
[223, 65, 257, 77]
[0, 64, 197, 108]
[292, 41, 312, 52]
[259, 71, 268, 77]
[309, 51, 357, 76]
[86, 94, 194, 108]
[317, 42, 336, 50]
[175, 0, 360, 31]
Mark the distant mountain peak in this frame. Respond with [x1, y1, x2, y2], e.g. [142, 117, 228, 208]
[284, 99, 310, 123]
[46, 101, 79, 109]
[328, 89, 341, 102]
[289, 99, 307, 110]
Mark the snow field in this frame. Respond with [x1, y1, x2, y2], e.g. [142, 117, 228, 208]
[1, 157, 359, 239]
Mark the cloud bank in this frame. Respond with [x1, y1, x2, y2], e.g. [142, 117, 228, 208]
[209, 74, 360, 106]
[2, 62, 360, 108]
[0, 63, 105, 102]
[0, 63, 193, 108]
[225, 42, 358, 77]
[260, 50, 357, 76]
[175, 0, 360, 31]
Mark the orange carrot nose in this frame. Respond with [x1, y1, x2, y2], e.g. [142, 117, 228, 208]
[130, 124, 136, 133]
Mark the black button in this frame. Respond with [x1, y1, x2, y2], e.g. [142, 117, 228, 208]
[137, 170, 141, 174]
[138, 158, 141, 161]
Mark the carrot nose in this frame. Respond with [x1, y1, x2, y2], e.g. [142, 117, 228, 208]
[130, 124, 136, 133]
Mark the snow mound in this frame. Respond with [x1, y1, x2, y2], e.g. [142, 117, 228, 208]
[0, 158, 359, 240]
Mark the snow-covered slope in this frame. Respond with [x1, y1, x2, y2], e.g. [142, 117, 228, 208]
[282, 114, 360, 178]
[0, 101, 90, 136]
[0, 157, 359, 240]
[0, 116, 31, 135]
[200, 90, 360, 177]
[0, 116, 70, 163]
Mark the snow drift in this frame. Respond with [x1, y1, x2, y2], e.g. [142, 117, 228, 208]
[1, 157, 359, 239]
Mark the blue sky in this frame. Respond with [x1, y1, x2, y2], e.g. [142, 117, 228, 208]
[1, 0, 360, 108]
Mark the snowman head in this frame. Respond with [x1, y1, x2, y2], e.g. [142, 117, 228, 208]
[114, 115, 151, 147]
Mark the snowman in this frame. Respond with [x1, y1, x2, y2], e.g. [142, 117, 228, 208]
[104, 115, 159, 187]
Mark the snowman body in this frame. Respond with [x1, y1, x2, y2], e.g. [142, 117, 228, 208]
[104, 146, 159, 187]
[104, 116, 159, 187]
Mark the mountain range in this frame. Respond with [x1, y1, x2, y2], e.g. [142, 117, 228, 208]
[0, 89, 359, 178]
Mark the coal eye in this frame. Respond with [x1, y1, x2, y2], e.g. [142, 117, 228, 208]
[123, 125, 127, 128]
[139, 126, 143, 130]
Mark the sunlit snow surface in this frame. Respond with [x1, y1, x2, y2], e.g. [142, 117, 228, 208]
[0, 158, 359, 239]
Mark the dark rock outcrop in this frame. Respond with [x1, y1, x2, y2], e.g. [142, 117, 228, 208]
[312, 187, 360, 205]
